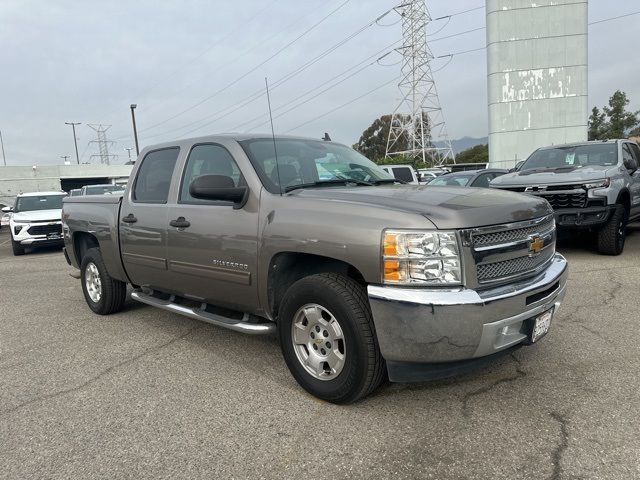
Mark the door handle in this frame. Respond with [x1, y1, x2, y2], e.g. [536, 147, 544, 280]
[122, 213, 137, 223]
[169, 216, 191, 228]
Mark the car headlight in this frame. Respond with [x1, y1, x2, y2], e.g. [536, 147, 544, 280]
[584, 178, 610, 189]
[382, 230, 462, 285]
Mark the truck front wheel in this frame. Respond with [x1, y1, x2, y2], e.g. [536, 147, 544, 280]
[80, 248, 127, 315]
[597, 204, 627, 255]
[278, 273, 385, 404]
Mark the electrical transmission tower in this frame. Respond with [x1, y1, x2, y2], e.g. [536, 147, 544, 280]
[87, 124, 117, 165]
[386, 0, 455, 165]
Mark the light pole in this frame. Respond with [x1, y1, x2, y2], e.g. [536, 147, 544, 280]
[124, 147, 133, 162]
[0, 129, 6, 166]
[130, 104, 139, 156]
[60, 155, 70, 164]
[65, 122, 81, 164]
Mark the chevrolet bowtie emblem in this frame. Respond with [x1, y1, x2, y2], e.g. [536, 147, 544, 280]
[529, 236, 544, 254]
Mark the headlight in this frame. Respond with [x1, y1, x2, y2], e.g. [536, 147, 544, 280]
[584, 178, 610, 189]
[382, 230, 462, 285]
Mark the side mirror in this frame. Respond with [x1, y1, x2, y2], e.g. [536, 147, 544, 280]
[189, 175, 249, 209]
[2, 206, 13, 213]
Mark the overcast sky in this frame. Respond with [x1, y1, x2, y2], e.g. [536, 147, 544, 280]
[1, 0, 638, 165]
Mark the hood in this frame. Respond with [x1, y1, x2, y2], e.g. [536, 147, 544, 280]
[290, 185, 551, 229]
[12, 209, 62, 223]
[492, 165, 616, 187]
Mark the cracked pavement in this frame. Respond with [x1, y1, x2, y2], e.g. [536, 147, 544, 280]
[1, 227, 639, 479]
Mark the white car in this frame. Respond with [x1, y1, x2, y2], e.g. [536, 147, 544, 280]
[6, 191, 67, 256]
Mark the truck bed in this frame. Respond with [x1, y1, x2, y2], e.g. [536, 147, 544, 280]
[62, 195, 128, 282]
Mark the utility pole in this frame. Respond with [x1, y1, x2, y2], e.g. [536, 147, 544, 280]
[386, 0, 455, 166]
[130, 104, 139, 156]
[60, 155, 71, 164]
[65, 122, 82, 164]
[0, 129, 6, 166]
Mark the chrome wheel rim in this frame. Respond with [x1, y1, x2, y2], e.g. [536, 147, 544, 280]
[85, 262, 102, 303]
[291, 304, 346, 381]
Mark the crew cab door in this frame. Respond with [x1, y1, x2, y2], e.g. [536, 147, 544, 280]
[165, 143, 259, 312]
[622, 142, 640, 218]
[119, 147, 180, 288]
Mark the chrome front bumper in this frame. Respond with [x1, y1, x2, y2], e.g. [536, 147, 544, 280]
[367, 254, 568, 380]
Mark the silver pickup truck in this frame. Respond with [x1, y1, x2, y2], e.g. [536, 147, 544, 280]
[491, 140, 640, 255]
[62, 134, 568, 403]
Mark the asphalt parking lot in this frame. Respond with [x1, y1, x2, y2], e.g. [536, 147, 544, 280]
[1, 228, 639, 480]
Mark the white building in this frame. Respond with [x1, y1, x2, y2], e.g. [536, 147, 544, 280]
[487, 0, 588, 168]
[0, 164, 132, 206]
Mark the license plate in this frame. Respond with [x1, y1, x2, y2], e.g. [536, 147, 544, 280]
[47, 233, 61, 240]
[531, 309, 553, 343]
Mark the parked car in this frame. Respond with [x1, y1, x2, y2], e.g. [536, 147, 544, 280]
[81, 184, 124, 196]
[8, 191, 66, 255]
[491, 140, 640, 255]
[69, 189, 83, 197]
[381, 164, 420, 184]
[63, 134, 567, 403]
[428, 169, 508, 188]
[1, 211, 11, 229]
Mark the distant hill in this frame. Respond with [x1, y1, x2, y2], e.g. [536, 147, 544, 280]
[435, 136, 488, 154]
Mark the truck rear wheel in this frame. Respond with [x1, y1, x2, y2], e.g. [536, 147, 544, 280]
[597, 204, 627, 255]
[278, 273, 385, 404]
[11, 237, 25, 256]
[80, 247, 127, 315]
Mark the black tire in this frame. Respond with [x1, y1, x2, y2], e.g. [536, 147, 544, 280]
[80, 247, 127, 315]
[11, 237, 25, 256]
[597, 204, 627, 255]
[278, 273, 385, 404]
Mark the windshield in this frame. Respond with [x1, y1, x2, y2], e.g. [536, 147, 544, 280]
[15, 195, 65, 212]
[521, 144, 618, 171]
[428, 174, 473, 186]
[239, 138, 393, 193]
[84, 185, 121, 195]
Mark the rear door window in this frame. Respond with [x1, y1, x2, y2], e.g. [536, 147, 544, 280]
[392, 167, 414, 183]
[629, 143, 640, 164]
[133, 148, 180, 203]
[622, 143, 638, 171]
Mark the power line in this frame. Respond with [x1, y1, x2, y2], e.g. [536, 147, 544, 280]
[134, 6, 399, 141]
[131, 0, 352, 135]
[238, 44, 400, 132]
[589, 10, 640, 25]
[120, 0, 333, 121]
[284, 76, 400, 133]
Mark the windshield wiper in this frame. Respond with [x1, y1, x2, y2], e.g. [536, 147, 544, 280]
[284, 178, 373, 193]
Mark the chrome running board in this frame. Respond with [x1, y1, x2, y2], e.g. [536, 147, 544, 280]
[130, 290, 275, 335]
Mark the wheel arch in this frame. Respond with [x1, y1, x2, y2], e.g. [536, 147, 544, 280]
[266, 252, 367, 321]
[616, 189, 631, 214]
[72, 231, 100, 266]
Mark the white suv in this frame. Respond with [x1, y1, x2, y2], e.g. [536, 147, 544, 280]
[7, 191, 67, 256]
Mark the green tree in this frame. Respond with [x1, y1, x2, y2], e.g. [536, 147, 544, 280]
[353, 114, 407, 161]
[454, 144, 488, 164]
[588, 106, 607, 140]
[602, 90, 639, 139]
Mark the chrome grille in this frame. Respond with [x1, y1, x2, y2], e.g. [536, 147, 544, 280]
[477, 248, 554, 282]
[464, 214, 556, 286]
[473, 217, 554, 247]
